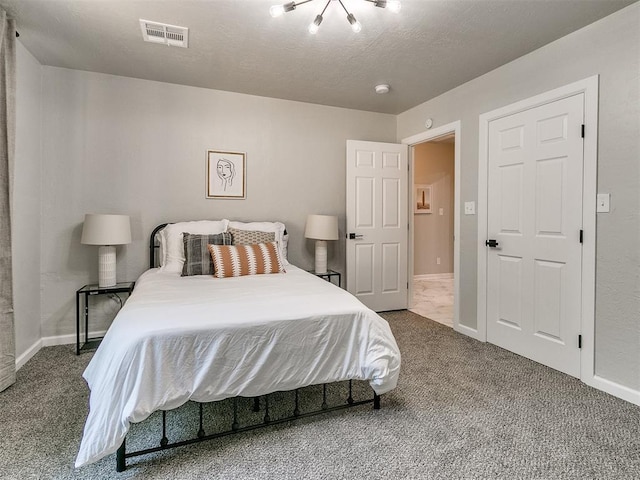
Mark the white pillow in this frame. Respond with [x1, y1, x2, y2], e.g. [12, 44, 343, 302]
[158, 229, 165, 267]
[226, 220, 289, 265]
[160, 220, 229, 273]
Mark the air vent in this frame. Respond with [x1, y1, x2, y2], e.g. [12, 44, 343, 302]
[139, 19, 189, 48]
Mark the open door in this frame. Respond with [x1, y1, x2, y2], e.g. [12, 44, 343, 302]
[346, 140, 408, 312]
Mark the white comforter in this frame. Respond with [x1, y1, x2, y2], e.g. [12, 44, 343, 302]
[75, 266, 401, 467]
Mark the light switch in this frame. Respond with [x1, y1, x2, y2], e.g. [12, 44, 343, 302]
[464, 201, 475, 215]
[596, 193, 610, 213]
[439, 208, 444, 216]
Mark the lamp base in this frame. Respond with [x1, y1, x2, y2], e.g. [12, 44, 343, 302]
[314, 240, 328, 274]
[98, 245, 117, 288]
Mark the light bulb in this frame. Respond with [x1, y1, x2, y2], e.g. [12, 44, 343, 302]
[308, 14, 323, 34]
[387, 0, 401, 13]
[347, 13, 362, 33]
[270, 4, 285, 17]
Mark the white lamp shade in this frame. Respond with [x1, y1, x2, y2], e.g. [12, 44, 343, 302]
[81, 214, 132, 245]
[305, 214, 339, 241]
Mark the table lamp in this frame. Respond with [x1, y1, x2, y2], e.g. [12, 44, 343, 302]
[305, 214, 339, 274]
[81, 214, 132, 288]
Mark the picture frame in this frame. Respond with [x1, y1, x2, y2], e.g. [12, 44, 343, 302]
[414, 184, 432, 214]
[206, 150, 246, 199]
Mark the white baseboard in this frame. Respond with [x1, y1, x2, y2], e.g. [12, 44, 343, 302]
[454, 323, 484, 342]
[15, 339, 43, 370]
[16, 330, 107, 370]
[586, 375, 640, 407]
[414, 273, 454, 280]
[42, 330, 107, 347]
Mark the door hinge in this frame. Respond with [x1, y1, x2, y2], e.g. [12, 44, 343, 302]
[578, 334, 582, 349]
[581, 124, 585, 138]
[579, 229, 583, 243]
[407, 282, 409, 289]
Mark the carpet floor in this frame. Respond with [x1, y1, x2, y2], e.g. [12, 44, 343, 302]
[1, 310, 639, 479]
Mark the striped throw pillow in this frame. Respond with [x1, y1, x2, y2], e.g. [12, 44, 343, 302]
[181, 232, 233, 276]
[208, 242, 285, 278]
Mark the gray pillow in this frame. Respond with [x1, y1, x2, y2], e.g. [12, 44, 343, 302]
[181, 232, 233, 276]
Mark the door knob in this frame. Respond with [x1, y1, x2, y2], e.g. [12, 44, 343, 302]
[485, 239, 499, 248]
[348, 233, 364, 240]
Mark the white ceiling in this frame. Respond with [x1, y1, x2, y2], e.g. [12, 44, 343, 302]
[3, 0, 634, 114]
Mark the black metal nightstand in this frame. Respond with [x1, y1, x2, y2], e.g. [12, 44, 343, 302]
[309, 269, 341, 288]
[76, 282, 135, 355]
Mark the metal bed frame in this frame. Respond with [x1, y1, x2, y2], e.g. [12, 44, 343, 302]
[113, 223, 381, 472]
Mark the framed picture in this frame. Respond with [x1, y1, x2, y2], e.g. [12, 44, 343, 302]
[415, 184, 432, 214]
[206, 150, 246, 199]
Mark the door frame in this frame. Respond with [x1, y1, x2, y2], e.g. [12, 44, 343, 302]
[477, 76, 598, 383]
[402, 121, 461, 333]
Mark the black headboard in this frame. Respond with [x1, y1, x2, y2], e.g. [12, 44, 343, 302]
[149, 223, 168, 269]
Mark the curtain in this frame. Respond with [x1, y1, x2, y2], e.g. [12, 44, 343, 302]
[0, 9, 16, 393]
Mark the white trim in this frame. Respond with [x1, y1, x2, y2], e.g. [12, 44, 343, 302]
[477, 109, 490, 343]
[455, 322, 481, 340]
[15, 339, 42, 370]
[578, 76, 599, 389]
[407, 146, 415, 309]
[477, 75, 599, 378]
[15, 329, 109, 370]
[586, 375, 640, 407]
[402, 121, 461, 335]
[42, 330, 107, 347]
[414, 273, 453, 281]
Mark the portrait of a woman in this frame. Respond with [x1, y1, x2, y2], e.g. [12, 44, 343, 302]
[216, 158, 235, 191]
[207, 150, 246, 199]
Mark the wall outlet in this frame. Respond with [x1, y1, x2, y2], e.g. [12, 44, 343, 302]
[439, 207, 444, 216]
[436, 257, 441, 265]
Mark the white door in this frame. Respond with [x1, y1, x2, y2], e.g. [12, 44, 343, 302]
[486, 94, 584, 377]
[346, 140, 408, 312]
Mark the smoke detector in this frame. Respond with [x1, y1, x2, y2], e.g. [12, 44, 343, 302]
[140, 19, 189, 48]
[375, 84, 390, 94]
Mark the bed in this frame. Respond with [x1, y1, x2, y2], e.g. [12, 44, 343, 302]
[75, 221, 401, 470]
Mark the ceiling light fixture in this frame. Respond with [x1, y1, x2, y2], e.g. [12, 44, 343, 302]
[270, 0, 401, 34]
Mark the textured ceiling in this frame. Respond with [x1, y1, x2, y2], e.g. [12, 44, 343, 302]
[3, 0, 635, 114]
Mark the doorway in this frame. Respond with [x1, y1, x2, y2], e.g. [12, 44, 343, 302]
[403, 121, 461, 332]
[410, 135, 455, 327]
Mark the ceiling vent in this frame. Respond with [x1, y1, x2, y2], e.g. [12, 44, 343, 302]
[139, 19, 189, 48]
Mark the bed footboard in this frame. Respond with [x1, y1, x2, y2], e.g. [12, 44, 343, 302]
[116, 381, 381, 472]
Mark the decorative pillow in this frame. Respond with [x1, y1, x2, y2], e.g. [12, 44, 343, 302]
[226, 220, 289, 265]
[228, 227, 275, 246]
[160, 220, 229, 273]
[181, 232, 233, 276]
[208, 242, 285, 278]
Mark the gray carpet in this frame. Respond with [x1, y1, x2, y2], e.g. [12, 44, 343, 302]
[1, 311, 639, 479]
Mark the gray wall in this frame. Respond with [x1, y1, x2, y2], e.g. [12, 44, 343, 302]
[39, 67, 396, 337]
[13, 41, 42, 358]
[397, 4, 640, 390]
[413, 142, 454, 275]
